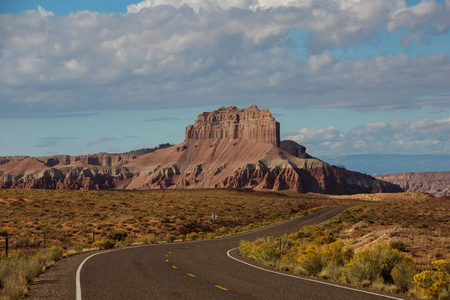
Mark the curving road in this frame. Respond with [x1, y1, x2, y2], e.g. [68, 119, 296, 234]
[29, 207, 411, 299]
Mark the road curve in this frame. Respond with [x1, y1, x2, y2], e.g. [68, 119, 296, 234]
[73, 206, 410, 300]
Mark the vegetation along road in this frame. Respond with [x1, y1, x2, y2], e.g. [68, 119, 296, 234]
[29, 207, 410, 300]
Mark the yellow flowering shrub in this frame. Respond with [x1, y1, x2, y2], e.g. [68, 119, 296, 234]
[92, 237, 116, 249]
[294, 240, 353, 275]
[240, 239, 281, 266]
[414, 259, 450, 299]
[347, 243, 414, 286]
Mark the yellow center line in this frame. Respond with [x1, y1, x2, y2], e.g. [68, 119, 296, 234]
[165, 254, 168, 257]
[172, 265, 178, 269]
[168, 252, 172, 254]
[214, 285, 228, 291]
[166, 259, 169, 262]
[188, 273, 196, 277]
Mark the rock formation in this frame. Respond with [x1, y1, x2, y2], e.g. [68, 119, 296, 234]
[185, 105, 280, 146]
[0, 105, 401, 194]
[375, 172, 450, 197]
[280, 140, 312, 159]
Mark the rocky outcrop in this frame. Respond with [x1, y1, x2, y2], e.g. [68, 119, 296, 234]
[280, 140, 312, 159]
[36, 144, 172, 167]
[0, 106, 401, 194]
[374, 172, 450, 197]
[0, 163, 133, 190]
[0, 144, 171, 168]
[185, 105, 280, 146]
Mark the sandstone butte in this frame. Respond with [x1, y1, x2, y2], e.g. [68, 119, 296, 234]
[0, 105, 402, 194]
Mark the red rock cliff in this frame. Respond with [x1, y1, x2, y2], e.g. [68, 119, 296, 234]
[185, 105, 280, 147]
[0, 106, 401, 194]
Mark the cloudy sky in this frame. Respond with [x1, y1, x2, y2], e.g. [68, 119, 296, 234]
[1, 0, 449, 163]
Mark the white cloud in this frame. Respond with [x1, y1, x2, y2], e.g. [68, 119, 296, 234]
[37, 6, 54, 17]
[287, 117, 450, 156]
[0, 1, 449, 118]
[307, 52, 334, 71]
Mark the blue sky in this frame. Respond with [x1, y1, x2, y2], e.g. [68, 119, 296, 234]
[0, 0, 449, 168]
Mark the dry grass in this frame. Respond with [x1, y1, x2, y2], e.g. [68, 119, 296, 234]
[338, 195, 450, 269]
[0, 188, 355, 254]
[241, 192, 450, 298]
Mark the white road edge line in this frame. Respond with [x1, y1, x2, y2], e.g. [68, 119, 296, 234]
[75, 207, 340, 300]
[226, 248, 405, 300]
[76, 249, 120, 300]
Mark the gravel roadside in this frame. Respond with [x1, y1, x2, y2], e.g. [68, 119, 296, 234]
[26, 250, 99, 299]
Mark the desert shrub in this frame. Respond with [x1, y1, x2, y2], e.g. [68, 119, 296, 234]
[71, 244, 83, 254]
[35, 246, 64, 263]
[295, 240, 353, 276]
[186, 232, 199, 241]
[241, 241, 280, 266]
[177, 234, 186, 241]
[296, 245, 324, 275]
[414, 259, 450, 299]
[105, 230, 128, 241]
[290, 225, 324, 242]
[391, 259, 417, 293]
[313, 234, 336, 245]
[139, 234, 157, 244]
[390, 240, 408, 252]
[164, 234, 176, 243]
[319, 263, 346, 282]
[240, 238, 282, 266]
[239, 241, 254, 258]
[205, 233, 216, 240]
[216, 226, 230, 236]
[347, 243, 414, 287]
[117, 236, 134, 246]
[92, 238, 116, 249]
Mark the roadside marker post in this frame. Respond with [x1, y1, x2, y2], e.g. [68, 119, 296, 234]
[211, 213, 218, 232]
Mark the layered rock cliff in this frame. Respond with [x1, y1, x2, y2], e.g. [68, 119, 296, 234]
[375, 172, 450, 197]
[185, 105, 280, 146]
[0, 105, 401, 194]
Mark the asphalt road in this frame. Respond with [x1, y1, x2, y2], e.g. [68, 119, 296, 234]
[70, 206, 410, 300]
[27, 207, 411, 300]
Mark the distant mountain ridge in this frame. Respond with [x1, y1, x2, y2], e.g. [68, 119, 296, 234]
[0, 144, 172, 167]
[326, 154, 450, 175]
[374, 172, 450, 197]
[0, 106, 401, 194]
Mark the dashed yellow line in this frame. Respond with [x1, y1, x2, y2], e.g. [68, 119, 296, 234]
[172, 265, 178, 269]
[166, 259, 169, 262]
[214, 285, 228, 291]
[168, 251, 172, 254]
[188, 273, 196, 278]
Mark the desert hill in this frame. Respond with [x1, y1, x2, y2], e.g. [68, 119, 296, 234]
[374, 172, 450, 197]
[0, 105, 401, 194]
